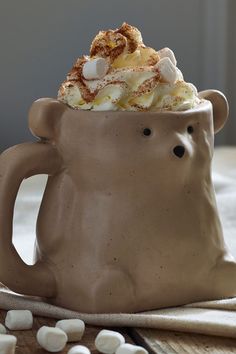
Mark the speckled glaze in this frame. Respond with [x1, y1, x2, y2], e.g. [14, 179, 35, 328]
[0, 89, 235, 314]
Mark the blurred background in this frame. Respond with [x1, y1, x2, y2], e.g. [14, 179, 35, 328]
[0, 0, 235, 150]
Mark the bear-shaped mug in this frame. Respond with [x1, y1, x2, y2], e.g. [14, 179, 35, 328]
[1, 89, 236, 314]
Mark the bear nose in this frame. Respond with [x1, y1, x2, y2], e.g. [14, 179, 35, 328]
[173, 145, 185, 158]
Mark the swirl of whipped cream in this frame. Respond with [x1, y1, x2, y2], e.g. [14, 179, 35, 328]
[90, 22, 144, 61]
[58, 23, 200, 111]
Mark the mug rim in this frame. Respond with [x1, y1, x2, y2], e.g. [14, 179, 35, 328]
[60, 99, 211, 117]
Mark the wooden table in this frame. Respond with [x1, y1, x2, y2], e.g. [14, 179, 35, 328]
[1, 310, 236, 353]
[132, 328, 236, 354]
[0, 310, 134, 354]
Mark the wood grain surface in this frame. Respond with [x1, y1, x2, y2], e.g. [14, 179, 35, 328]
[0, 310, 133, 354]
[3, 308, 236, 353]
[131, 328, 236, 354]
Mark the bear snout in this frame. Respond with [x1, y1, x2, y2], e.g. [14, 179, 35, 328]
[173, 145, 185, 158]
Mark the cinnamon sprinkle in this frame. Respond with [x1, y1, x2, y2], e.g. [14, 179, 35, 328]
[132, 73, 161, 97]
[90, 31, 127, 62]
[129, 102, 149, 111]
[115, 22, 141, 53]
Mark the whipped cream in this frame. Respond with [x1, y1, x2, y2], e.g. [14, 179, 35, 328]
[58, 23, 200, 111]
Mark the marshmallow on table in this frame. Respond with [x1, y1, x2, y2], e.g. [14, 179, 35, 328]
[55, 319, 85, 342]
[158, 47, 177, 66]
[95, 329, 125, 354]
[5, 310, 33, 330]
[115, 343, 148, 354]
[67, 345, 91, 354]
[0, 334, 17, 354]
[0, 324, 7, 334]
[156, 57, 178, 84]
[37, 326, 67, 352]
[83, 58, 109, 80]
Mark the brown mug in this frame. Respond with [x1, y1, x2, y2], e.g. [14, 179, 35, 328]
[1, 89, 236, 314]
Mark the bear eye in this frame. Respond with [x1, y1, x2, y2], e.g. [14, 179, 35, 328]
[187, 125, 194, 134]
[142, 127, 152, 136]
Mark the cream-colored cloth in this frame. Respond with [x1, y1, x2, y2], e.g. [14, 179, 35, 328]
[1, 146, 236, 338]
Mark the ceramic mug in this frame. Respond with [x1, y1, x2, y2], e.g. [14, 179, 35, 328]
[1, 89, 236, 314]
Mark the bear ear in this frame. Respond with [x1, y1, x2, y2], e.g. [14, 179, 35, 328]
[28, 98, 66, 140]
[198, 90, 229, 134]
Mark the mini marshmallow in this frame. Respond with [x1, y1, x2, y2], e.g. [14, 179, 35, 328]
[158, 47, 177, 66]
[68, 345, 91, 354]
[37, 326, 67, 352]
[156, 57, 178, 84]
[83, 58, 109, 80]
[95, 329, 125, 354]
[5, 310, 33, 330]
[116, 343, 148, 354]
[0, 324, 7, 334]
[55, 319, 85, 342]
[0, 334, 17, 354]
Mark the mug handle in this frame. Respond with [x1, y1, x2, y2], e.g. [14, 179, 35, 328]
[198, 89, 229, 133]
[0, 141, 61, 297]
